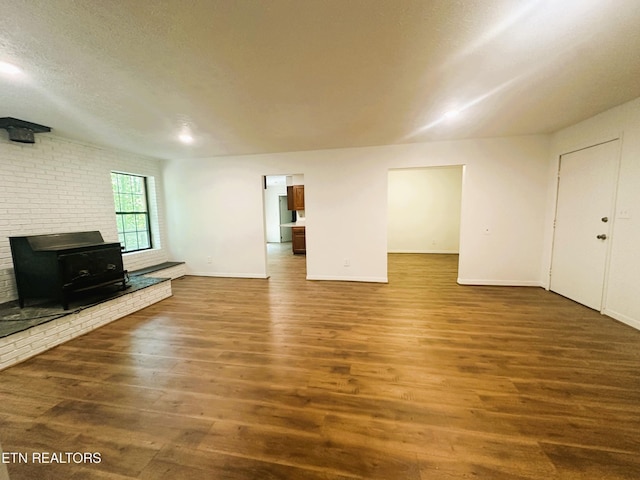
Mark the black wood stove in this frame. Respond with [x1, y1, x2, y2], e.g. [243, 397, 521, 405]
[9, 231, 127, 310]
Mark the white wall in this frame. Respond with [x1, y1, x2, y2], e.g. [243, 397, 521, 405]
[288, 174, 305, 186]
[0, 132, 169, 304]
[163, 134, 550, 285]
[388, 166, 462, 254]
[163, 159, 270, 278]
[545, 96, 640, 330]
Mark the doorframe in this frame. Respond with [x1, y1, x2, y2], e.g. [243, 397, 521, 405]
[386, 165, 465, 278]
[261, 173, 307, 279]
[548, 137, 623, 313]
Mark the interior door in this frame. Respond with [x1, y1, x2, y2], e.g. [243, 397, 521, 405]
[550, 140, 619, 310]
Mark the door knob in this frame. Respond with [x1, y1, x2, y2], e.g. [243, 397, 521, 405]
[601, 217, 608, 223]
[596, 234, 607, 240]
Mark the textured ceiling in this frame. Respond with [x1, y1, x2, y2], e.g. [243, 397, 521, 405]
[1, 0, 640, 160]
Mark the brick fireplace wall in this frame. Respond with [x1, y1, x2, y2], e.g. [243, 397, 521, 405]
[0, 132, 170, 304]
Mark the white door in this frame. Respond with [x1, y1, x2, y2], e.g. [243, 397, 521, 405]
[550, 140, 619, 310]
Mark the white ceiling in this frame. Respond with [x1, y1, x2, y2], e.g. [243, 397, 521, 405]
[1, 0, 639, 160]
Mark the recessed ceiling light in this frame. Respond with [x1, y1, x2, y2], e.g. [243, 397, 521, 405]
[179, 132, 194, 144]
[0, 61, 21, 75]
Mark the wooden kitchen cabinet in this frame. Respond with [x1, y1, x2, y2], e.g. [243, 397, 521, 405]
[287, 185, 305, 210]
[292, 226, 306, 254]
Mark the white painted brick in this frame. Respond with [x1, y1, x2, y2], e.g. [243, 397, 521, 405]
[0, 341, 16, 356]
[6, 344, 31, 362]
[13, 335, 35, 350]
[11, 331, 30, 345]
[30, 337, 53, 352]
[28, 330, 48, 345]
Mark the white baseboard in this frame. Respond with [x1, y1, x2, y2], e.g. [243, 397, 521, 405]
[388, 249, 459, 254]
[602, 308, 640, 331]
[457, 278, 545, 287]
[306, 275, 388, 283]
[189, 272, 269, 279]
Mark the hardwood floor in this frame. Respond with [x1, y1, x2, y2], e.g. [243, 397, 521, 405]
[1, 243, 639, 479]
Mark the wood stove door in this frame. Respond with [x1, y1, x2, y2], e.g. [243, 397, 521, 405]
[58, 247, 124, 290]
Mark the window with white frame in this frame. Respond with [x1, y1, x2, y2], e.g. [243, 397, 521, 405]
[111, 172, 152, 253]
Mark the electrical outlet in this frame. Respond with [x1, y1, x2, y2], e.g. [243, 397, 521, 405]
[343, 259, 350, 267]
[618, 209, 631, 219]
[206, 256, 212, 264]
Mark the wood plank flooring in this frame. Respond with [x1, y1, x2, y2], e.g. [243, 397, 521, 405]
[1, 243, 639, 479]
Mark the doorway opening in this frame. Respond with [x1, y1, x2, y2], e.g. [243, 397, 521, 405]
[387, 166, 463, 283]
[263, 174, 306, 280]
